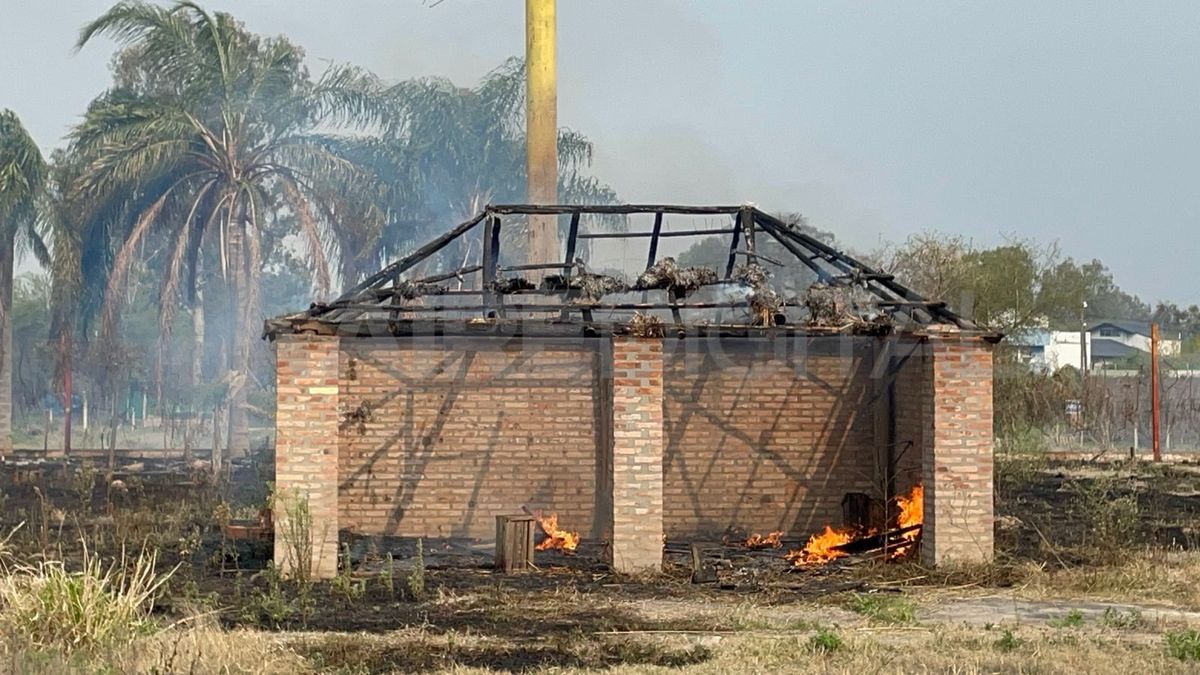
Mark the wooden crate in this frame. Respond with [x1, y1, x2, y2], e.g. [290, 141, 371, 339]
[495, 514, 536, 573]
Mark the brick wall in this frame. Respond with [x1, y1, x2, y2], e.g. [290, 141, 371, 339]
[273, 331, 994, 568]
[610, 336, 665, 572]
[662, 338, 877, 538]
[336, 337, 602, 539]
[920, 337, 995, 564]
[274, 334, 340, 579]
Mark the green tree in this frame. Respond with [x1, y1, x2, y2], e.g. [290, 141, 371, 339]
[0, 110, 51, 452]
[876, 233, 1067, 337]
[1040, 258, 1150, 329]
[73, 1, 388, 457]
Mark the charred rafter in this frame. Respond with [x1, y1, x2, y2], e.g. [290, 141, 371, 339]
[270, 203, 1000, 341]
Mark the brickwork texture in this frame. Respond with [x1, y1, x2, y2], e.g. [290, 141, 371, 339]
[274, 334, 340, 579]
[337, 337, 602, 539]
[610, 336, 665, 572]
[916, 338, 995, 564]
[663, 339, 877, 537]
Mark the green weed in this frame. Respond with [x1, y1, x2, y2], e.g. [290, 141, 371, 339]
[1166, 630, 1200, 661]
[1049, 608, 1085, 628]
[994, 628, 1022, 652]
[808, 628, 843, 653]
[847, 594, 916, 624]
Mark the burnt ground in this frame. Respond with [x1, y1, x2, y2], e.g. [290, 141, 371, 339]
[4, 454, 1200, 672]
[995, 456, 1200, 562]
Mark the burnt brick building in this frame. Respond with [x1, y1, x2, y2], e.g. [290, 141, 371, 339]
[265, 204, 1000, 578]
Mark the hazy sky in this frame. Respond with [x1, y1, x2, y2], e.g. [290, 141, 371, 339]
[3, 1, 1198, 304]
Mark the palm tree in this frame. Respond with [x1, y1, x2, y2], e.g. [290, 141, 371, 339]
[336, 58, 617, 279]
[73, 1, 388, 459]
[0, 110, 50, 453]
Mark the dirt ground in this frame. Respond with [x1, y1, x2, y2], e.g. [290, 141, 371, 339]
[3, 454, 1200, 673]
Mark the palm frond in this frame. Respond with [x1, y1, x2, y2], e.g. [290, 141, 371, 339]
[277, 175, 331, 299]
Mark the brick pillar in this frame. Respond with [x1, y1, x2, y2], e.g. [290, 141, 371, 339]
[609, 336, 664, 573]
[922, 337, 994, 565]
[274, 334, 340, 579]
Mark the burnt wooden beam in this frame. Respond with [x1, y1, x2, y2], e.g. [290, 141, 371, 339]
[329, 299, 795, 314]
[834, 272, 896, 283]
[266, 313, 1014, 342]
[487, 204, 744, 216]
[876, 300, 947, 309]
[563, 211, 581, 269]
[723, 217, 742, 279]
[482, 216, 500, 314]
[332, 210, 489, 307]
[559, 212, 584, 321]
[366, 280, 747, 303]
[266, 316, 893, 340]
[752, 216, 834, 283]
[498, 262, 574, 272]
[830, 524, 921, 555]
[646, 212, 664, 268]
[387, 276, 403, 328]
[578, 227, 736, 240]
[739, 206, 755, 256]
[414, 265, 483, 284]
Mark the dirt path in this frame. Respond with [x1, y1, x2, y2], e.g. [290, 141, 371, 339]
[923, 593, 1200, 626]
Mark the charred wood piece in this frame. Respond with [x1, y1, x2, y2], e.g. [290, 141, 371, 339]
[733, 263, 785, 327]
[802, 283, 893, 333]
[831, 523, 922, 556]
[690, 543, 719, 584]
[394, 280, 448, 300]
[634, 257, 719, 293]
[629, 312, 665, 338]
[542, 270, 628, 302]
[488, 277, 537, 294]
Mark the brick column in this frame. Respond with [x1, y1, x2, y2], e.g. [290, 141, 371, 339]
[609, 336, 664, 573]
[922, 337, 994, 565]
[274, 334, 340, 579]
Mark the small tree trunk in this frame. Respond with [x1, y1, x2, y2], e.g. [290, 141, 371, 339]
[62, 342, 72, 456]
[226, 219, 250, 459]
[211, 404, 223, 475]
[0, 246, 12, 455]
[191, 289, 204, 387]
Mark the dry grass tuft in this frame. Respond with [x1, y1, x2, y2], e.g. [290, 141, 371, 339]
[1017, 550, 1200, 609]
[0, 544, 175, 654]
[2, 617, 308, 675]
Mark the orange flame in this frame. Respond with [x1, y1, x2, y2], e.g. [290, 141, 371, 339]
[534, 511, 580, 553]
[744, 530, 784, 549]
[890, 484, 924, 557]
[896, 484, 924, 532]
[786, 526, 855, 565]
[786, 484, 925, 566]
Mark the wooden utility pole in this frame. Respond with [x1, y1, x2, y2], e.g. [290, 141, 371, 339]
[1151, 322, 1162, 462]
[526, 0, 559, 265]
